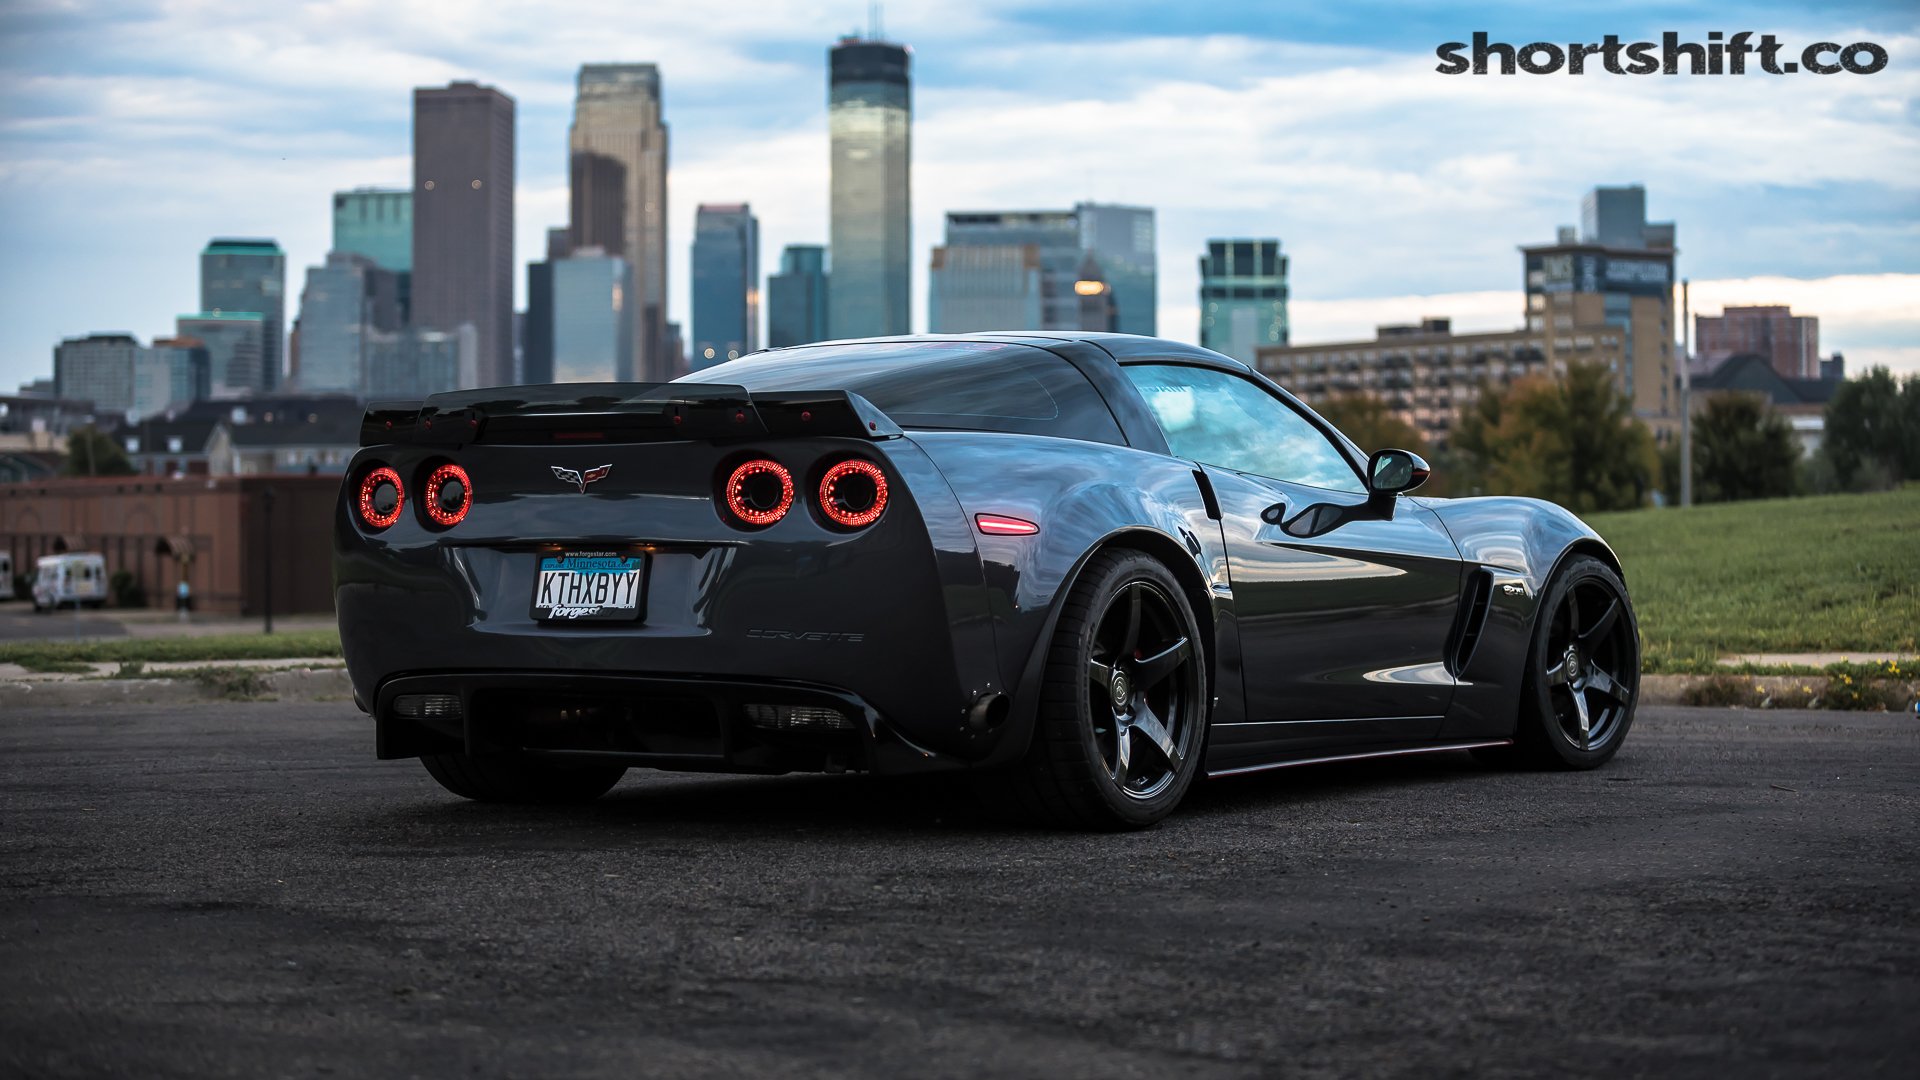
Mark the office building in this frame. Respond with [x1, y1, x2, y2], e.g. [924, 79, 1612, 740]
[569, 64, 670, 381]
[1199, 239, 1289, 364]
[767, 245, 830, 348]
[1257, 318, 1627, 449]
[413, 81, 515, 388]
[521, 227, 571, 385]
[828, 36, 911, 338]
[1523, 185, 1677, 429]
[177, 312, 267, 398]
[1696, 304, 1820, 380]
[133, 338, 211, 419]
[200, 238, 285, 391]
[333, 188, 412, 322]
[332, 188, 412, 272]
[691, 204, 759, 368]
[929, 244, 1042, 333]
[366, 326, 476, 399]
[53, 333, 141, 414]
[1076, 203, 1156, 335]
[294, 252, 403, 394]
[550, 249, 633, 382]
[664, 322, 687, 378]
[930, 205, 1145, 334]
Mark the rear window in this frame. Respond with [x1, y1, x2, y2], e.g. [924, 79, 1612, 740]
[686, 342, 1125, 443]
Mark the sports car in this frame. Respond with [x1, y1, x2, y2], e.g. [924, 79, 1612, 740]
[335, 332, 1640, 828]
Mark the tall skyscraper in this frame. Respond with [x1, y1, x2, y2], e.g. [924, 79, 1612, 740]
[523, 227, 572, 385]
[1523, 185, 1677, 429]
[333, 189, 412, 272]
[1198, 239, 1289, 365]
[200, 238, 284, 391]
[177, 312, 267, 398]
[551, 249, 634, 383]
[929, 244, 1043, 333]
[413, 81, 515, 388]
[691, 204, 759, 368]
[1076, 202, 1156, 336]
[767, 245, 830, 347]
[569, 64, 670, 381]
[333, 188, 412, 323]
[829, 36, 911, 339]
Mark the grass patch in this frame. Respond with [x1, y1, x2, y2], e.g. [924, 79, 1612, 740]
[0, 628, 341, 673]
[187, 666, 271, 700]
[1587, 486, 1920, 672]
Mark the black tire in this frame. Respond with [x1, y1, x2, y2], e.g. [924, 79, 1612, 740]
[1512, 554, 1640, 769]
[978, 549, 1209, 830]
[419, 752, 627, 804]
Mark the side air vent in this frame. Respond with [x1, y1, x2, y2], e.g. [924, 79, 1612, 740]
[1448, 569, 1496, 677]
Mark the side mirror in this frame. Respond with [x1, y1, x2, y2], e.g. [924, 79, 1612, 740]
[1367, 449, 1431, 496]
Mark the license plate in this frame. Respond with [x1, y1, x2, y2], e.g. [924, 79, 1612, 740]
[531, 551, 646, 622]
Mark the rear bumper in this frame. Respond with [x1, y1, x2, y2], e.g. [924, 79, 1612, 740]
[373, 671, 961, 776]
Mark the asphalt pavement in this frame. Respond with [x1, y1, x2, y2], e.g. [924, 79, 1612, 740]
[1, 703, 1914, 1078]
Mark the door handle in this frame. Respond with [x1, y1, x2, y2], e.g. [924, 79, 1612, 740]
[1260, 502, 1288, 525]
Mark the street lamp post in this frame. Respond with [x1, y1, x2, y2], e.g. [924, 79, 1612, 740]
[262, 486, 276, 635]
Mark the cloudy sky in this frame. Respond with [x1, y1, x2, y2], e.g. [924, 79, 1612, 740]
[2, 0, 1916, 393]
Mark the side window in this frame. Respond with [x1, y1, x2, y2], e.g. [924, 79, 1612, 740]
[1123, 364, 1364, 493]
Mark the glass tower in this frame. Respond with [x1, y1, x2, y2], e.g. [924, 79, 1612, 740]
[1076, 203, 1156, 336]
[691, 204, 759, 369]
[767, 245, 830, 347]
[828, 37, 911, 339]
[570, 64, 670, 382]
[200, 238, 284, 391]
[1198, 239, 1289, 365]
[332, 189, 412, 272]
[550, 249, 634, 383]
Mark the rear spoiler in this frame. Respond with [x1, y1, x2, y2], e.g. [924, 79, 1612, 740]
[360, 382, 903, 449]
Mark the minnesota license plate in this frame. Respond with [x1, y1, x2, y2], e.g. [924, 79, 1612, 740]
[531, 551, 646, 622]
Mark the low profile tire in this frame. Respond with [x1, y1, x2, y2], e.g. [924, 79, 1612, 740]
[419, 752, 627, 804]
[1512, 554, 1640, 769]
[982, 549, 1209, 830]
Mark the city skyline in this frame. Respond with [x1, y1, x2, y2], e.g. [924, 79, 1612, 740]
[1, 1, 1915, 394]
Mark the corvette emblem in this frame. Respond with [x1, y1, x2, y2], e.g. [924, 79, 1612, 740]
[551, 464, 613, 493]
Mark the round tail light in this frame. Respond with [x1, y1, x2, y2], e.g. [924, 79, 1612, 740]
[357, 466, 404, 530]
[819, 459, 888, 528]
[424, 463, 472, 527]
[724, 459, 794, 526]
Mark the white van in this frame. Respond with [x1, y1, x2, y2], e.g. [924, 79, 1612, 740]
[0, 551, 13, 600]
[33, 553, 108, 612]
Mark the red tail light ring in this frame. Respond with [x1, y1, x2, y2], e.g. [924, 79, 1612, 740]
[357, 466, 404, 530]
[423, 463, 472, 527]
[725, 459, 794, 526]
[819, 459, 889, 528]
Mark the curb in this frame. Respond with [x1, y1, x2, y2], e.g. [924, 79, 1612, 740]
[0, 667, 354, 710]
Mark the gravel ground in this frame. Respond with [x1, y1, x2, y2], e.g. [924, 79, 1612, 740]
[1, 702, 1915, 1078]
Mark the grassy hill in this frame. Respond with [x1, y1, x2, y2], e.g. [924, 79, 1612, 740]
[1587, 485, 1920, 671]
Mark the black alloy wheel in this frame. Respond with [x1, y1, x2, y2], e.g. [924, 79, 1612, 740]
[1087, 579, 1200, 801]
[981, 549, 1208, 829]
[1513, 554, 1640, 768]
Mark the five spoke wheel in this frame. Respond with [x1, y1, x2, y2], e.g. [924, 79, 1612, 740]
[1086, 580, 1198, 800]
[1510, 554, 1640, 769]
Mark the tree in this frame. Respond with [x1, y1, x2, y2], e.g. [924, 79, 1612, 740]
[61, 425, 136, 477]
[1452, 362, 1658, 513]
[1823, 366, 1920, 488]
[1691, 392, 1799, 502]
[1312, 393, 1429, 456]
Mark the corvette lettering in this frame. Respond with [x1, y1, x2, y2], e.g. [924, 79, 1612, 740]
[745, 629, 866, 643]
